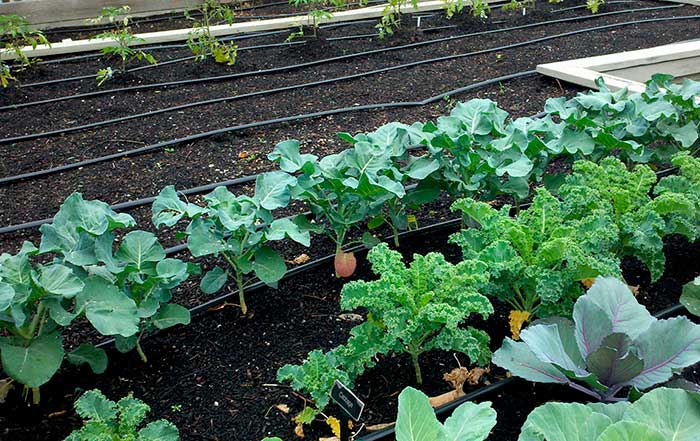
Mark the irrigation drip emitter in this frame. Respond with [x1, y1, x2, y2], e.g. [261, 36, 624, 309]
[0, 70, 537, 188]
[2, 4, 683, 111]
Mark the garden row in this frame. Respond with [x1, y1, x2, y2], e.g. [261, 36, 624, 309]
[0, 0, 613, 88]
[2, 73, 700, 439]
[1, 1, 696, 252]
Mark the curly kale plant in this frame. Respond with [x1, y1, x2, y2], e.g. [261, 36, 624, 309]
[450, 187, 621, 326]
[340, 243, 493, 384]
[559, 154, 700, 281]
[519, 387, 700, 441]
[40, 193, 194, 363]
[153, 172, 310, 315]
[66, 389, 179, 441]
[494, 277, 700, 402]
[279, 243, 493, 418]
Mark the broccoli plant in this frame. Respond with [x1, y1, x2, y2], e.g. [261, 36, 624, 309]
[519, 387, 700, 441]
[395, 387, 496, 441]
[89, 6, 157, 85]
[543, 77, 700, 165]
[450, 187, 621, 335]
[152, 172, 310, 316]
[39, 193, 194, 363]
[0, 243, 99, 404]
[494, 277, 700, 402]
[269, 138, 409, 277]
[185, 0, 238, 65]
[65, 389, 179, 441]
[0, 14, 50, 87]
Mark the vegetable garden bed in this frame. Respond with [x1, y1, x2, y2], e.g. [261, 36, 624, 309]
[1, 0, 700, 440]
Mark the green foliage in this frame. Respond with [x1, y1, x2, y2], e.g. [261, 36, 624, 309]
[185, 0, 238, 65]
[544, 76, 700, 165]
[278, 244, 493, 415]
[559, 154, 700, 281]
[0, 14, 50, 87]
[395, 387, 496, 441]
[340, 243, 493, 384]
[40, 193, 194, 363]
[0, 192, 193, 401]
[152, 172, 309, 315]
[586, 0, 605, 13]
[450, 187, 621, 318]
[494, 277, 700, 401]
[269, 128, 438, 251]
[501, 0, 535, 13]
[680, 276, 700, 317]
[90, 6, 157, 84]
[277, 349, 352, 410]
[470, 0, 491, 18]
[287, 0, 346, 38]
[375, 0, 417, 39]
[518, 387, 700, 441]
[65, 389, 179, 441]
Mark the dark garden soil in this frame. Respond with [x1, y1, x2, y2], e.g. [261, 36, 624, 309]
[1, 1, 700, 440]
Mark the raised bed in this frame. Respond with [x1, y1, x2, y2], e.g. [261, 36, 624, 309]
[1, 1, 700, 440]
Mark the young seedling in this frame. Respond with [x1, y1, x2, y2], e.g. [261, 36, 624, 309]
[0, 14, 50, 87]
[286, 0, 346, 40]
[89, 6, 157, 85]
[376, 0, 418, 39]
[65, 389, 179, 441]
[185, 0, 238, 65]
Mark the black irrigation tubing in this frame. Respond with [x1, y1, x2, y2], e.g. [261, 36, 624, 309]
[3, 4, 682, 110]
[356, 298, 689, 441]
[0, 70, 537, 188]
[0, 71, 543, 239]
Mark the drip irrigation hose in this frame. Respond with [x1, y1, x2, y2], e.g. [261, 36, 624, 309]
[3, 4, 682, 109]
[0, 70, 538, 187]
[2, 11, 693, 152]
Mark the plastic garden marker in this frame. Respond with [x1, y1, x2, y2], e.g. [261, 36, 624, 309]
[330, 380, 365, 441]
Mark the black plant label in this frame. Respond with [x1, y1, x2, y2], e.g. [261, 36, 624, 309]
[330, 380, 365, 421]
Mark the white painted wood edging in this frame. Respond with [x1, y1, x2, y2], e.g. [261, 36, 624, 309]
[1, 0, 490, 61]
[537, 40, 700, 93]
